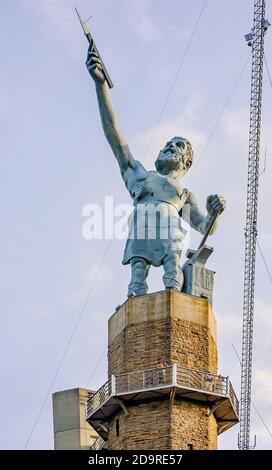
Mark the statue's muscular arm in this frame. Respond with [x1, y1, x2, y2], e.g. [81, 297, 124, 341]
[86, 48, 137, 176]
[183, 192, 226, 235]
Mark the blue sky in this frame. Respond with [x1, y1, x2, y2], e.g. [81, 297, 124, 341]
[1, 0, 272, 450]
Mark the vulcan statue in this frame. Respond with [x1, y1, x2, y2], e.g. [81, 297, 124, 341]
[86, 46, 226, 297]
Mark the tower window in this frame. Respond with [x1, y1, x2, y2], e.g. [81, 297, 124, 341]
[116, 418, 120, 437]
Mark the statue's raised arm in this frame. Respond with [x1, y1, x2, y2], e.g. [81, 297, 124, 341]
[86, 47, 137, 176]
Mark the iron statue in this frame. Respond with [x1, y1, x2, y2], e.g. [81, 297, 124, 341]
[85, 46, 226, 297]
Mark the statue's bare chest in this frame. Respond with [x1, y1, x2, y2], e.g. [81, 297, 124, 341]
[135, 171, 188, 211]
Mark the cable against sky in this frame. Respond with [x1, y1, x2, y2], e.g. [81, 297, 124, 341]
[257, 240, 272, 284]
[231, 343, 272, 440]
[24, 241, 112, 449]
[186, 56, 250, 183]
[142, 0, 208, 161]
[264, 53, 272, 90]
[217, 239, 244, 283]
[85, 346, 107, 388]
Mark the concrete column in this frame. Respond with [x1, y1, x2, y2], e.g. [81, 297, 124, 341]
[52, 388, 97, 450]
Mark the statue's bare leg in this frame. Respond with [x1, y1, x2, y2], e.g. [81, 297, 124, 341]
[162, 251, 183, 291]
[128, 257, 150, 297]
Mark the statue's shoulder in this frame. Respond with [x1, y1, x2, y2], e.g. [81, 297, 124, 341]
[123, 159, 148, 179]
[122, 159, 148, 194]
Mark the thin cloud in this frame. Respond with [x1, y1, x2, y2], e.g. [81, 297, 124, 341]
[21, 0, 81, 58]
[130, 93, 206, 168]
[123, 0, 161, 41]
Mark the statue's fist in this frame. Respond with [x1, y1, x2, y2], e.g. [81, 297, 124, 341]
[206, 194, 226, 215]
[86, 46, 105, 84]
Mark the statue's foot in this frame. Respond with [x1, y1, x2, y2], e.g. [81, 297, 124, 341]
[163, 270, 184, 292]
[127, 281, 148, 297]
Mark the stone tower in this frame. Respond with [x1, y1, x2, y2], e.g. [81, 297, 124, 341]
[86, 290, 239, 450]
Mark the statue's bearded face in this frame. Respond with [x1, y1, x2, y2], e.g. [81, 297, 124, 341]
[155, 137, 194, 175]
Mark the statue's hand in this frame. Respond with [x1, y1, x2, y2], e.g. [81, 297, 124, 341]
[206, 194, 226, 216]
[86, 46, 105, 85]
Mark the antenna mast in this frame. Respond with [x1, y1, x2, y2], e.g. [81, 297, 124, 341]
[239, 0, 270, 450]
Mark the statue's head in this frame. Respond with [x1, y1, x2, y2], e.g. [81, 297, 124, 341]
[155, 137, 194, 176]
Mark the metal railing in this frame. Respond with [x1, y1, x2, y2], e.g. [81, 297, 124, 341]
[115, 365, 173, 393]
[86, 364, 239, 419]
[91, 436, 105, 450]
[177, 367, 228, 395]
[229, 381, 239, 417]
[86, 378, 112, 417]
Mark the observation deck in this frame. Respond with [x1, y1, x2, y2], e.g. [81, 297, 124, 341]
[86, 364, 239, 440]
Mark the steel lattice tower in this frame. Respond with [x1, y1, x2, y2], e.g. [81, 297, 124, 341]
[239, 0, 267, 450]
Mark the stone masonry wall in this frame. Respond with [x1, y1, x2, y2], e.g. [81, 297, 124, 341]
[170, 399, 217, 450]
[170, 318, 217, 374]
[107, 398, 217, 450]
[108, 399, 171, 450]
[108, 319, 171, 376]
[108, 315, 217, 377]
